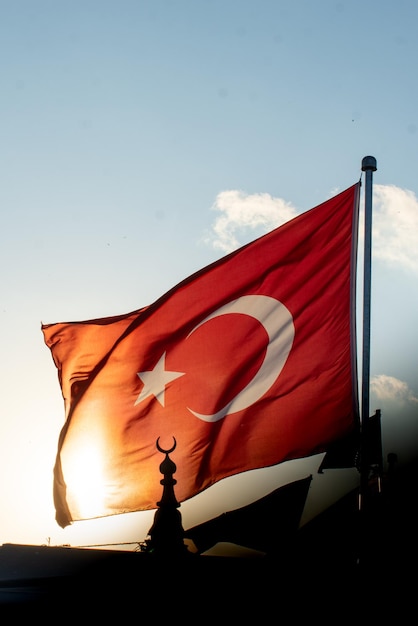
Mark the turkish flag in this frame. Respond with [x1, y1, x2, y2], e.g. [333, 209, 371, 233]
[42, 183, 360, 527]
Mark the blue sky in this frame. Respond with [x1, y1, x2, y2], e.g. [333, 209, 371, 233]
[0, 1, 417, 551]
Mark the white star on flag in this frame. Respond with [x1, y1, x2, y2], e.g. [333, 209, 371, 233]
[135, 352, 185, 407]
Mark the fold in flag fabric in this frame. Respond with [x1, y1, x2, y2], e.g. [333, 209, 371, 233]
[185, 475, 312, 555]
[42, 183, 360, 528]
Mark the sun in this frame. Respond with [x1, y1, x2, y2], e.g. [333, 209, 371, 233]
[62, 442, 108, 521]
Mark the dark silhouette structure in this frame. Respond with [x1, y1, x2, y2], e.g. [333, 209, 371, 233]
[1, 453, 418, 618]
[142, 437, 190, 556]
[185, 475, 312, 556]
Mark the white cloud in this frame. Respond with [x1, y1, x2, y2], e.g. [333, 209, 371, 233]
[371, 374, 418, 465]
[205, 190, 297, 253]
[373, 184, 418, 273]
[205, 185, 418, 275]
[371, 374, 418, 406]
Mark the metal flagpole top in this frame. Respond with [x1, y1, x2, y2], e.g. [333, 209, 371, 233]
[361, 156, 377, 171]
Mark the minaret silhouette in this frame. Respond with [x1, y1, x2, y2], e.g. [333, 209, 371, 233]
[146, 437, 191, 557]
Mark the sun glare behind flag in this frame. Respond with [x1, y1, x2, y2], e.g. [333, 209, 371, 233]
[42, 183, 360, 528]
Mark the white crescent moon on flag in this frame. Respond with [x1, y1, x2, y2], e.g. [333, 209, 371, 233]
[186, 295, 295, 423]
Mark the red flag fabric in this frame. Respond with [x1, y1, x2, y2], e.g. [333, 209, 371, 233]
[42, 183, 360, 528]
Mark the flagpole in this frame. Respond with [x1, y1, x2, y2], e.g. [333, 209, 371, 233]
[360, 155, 377, 511]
